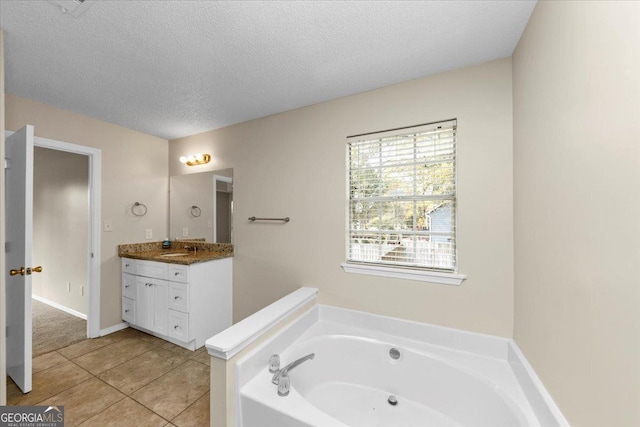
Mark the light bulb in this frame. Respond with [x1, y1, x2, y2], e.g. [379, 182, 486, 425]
[179, 156, 187, 164]
[195, 153, 204, 162]
[187, 155, 196, 163]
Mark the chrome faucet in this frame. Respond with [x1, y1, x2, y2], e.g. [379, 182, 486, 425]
[271, 353, 315, 385]
[183, 245, 197, 254]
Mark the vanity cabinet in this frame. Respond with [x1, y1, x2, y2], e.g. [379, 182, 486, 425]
[121, 257, 232, 350]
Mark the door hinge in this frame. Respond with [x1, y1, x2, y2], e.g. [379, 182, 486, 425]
[4, 159, 8, 169]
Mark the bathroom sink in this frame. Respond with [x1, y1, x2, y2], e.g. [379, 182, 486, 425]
[161, 252, 190, 257]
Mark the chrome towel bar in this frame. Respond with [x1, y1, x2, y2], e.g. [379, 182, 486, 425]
[248, 216, 290, 223]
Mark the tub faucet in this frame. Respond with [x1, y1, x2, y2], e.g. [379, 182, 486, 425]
[271, 353, 315, 385]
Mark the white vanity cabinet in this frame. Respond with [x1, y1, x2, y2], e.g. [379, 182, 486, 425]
[121, 256, 232, 350]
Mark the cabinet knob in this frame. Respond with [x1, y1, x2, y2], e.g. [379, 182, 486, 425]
[174, 296, 180, 300]
[125, 284, 130, 288]
[174, 272, 180, 276]
[125, 263, 130, 267]
[174, 325, 180, 329]
[125, 309, 130, 313]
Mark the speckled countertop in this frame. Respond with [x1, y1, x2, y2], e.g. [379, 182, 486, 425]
[118, 241, 233, 265]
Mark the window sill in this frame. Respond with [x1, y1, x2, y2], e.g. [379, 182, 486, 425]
[340, 263, 467, 286]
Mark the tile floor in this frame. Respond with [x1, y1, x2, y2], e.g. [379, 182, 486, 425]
[7, 327, 211, 426]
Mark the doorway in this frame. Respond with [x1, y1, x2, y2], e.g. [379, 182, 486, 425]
[31, 147, 89, 356]
[33, 136, 101, 340]
[214, 174, 232, 243]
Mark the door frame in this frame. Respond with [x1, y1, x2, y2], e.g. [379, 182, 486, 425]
[5, 131, 101, 338]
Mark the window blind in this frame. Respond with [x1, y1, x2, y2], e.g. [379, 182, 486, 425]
[347, 119, 457, 271]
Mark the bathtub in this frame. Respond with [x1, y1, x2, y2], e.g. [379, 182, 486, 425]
[236, 305, 565, 427]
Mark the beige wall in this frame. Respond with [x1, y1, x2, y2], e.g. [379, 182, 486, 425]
[33, 147, 89, 315]
[1, 28, 7, 405]
[171, 58, 515, 337]
[6, 94, 169, 330]
[513, 2, 640, 426]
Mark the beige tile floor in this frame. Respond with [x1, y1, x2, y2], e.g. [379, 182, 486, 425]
[7, 327, 210, 426]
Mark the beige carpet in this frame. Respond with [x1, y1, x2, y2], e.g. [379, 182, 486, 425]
[32, 299, 87, 357]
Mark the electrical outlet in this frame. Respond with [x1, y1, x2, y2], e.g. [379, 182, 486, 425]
[67, 282, 71, 292]
[182, 227, 189, 237]
[103, 220, 113, 232]
[145, 229, 153, 239]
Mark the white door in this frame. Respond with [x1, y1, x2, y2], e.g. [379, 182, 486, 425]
[5, 125, 38, 393]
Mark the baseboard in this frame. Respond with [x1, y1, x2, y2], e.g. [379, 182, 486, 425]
[32, 294, 87, 320]
[100, 322, 129, 336]
[507, 339, 570, 427]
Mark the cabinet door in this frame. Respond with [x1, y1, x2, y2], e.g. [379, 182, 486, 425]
[168, 310, 189, 342]
[169, 282, 189, 313]
[123, 273, 136, 300]
[122, 298, 135, 324]
[136, 278, 154, 330]
[152, 280, 169, 336]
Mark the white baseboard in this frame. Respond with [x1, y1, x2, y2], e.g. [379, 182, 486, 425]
[100, 322, 129, 336]
[32, 294, 87, 320]
[508, 340, 570, 427]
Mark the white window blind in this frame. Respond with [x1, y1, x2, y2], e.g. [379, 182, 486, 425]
[347, 119, 457, 272]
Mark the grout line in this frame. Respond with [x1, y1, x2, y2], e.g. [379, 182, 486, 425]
[33, 375, 95, 406]
[169, 388, 209, 424]
[29, 329, 209, 424]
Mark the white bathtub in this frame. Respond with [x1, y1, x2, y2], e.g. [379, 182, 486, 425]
[236, 305, 566, 427]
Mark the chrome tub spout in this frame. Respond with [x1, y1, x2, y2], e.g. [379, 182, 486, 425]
[272, 353, 315, 385]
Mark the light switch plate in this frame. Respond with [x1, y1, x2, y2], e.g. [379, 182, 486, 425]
[145, 229, 153, 239]
[182, 227, 189, 237]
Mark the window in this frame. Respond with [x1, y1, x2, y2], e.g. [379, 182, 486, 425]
[344, 119, 463, 283]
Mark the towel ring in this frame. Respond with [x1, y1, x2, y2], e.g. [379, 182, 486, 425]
[132, 202, 148, 217]
[190, 205, 201, 217]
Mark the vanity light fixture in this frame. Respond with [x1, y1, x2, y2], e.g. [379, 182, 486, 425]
[179, 153, 211, 166]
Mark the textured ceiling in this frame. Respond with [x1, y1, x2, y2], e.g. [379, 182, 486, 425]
[1, 1, 536, 140]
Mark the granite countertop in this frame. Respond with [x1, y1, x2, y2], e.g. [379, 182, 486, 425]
[118, 241, 233, 265]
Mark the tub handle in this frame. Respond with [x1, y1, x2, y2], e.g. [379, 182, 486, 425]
[268, 354, 280, 374]
[277, 374, 290, 397]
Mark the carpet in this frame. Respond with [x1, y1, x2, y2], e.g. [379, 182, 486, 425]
[32, 299, 87, 357]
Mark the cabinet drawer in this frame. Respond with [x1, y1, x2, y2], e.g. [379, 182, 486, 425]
[122, 297, 135, 323]
[169, 282, 189, 313]
[122, 273, 136, 299]
[168, 265, 189, 283]
[137, 260, 169, 280]
[168, 310, 189, 342]
[122, 258, 136, 275]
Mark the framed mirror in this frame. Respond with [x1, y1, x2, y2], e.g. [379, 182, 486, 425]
[169, 169, 233, 242]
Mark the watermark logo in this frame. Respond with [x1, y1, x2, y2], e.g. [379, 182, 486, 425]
[0, 406, 64, 427]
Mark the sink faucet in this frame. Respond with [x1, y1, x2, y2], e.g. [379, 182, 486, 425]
[271, 353, 315, 385]
[183, 245, 197, 254]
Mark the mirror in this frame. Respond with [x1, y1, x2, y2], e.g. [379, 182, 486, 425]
[169, 169, 233, 242]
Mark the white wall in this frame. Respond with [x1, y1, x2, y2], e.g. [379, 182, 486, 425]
[6, 94, 169, 330]
[513, 2, 640, 426]
[171, 58, 515, 337]
[32, 147, 89, 315]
